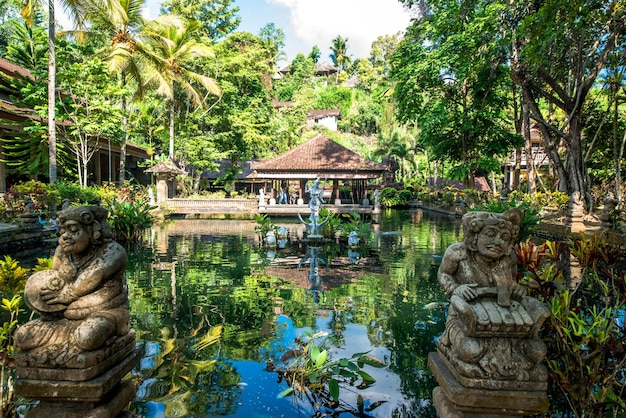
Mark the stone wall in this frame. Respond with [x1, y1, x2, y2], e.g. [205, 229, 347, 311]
[0, 214, 54, 258]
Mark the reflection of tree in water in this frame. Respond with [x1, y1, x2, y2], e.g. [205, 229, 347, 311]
[125, 211, 462, 416]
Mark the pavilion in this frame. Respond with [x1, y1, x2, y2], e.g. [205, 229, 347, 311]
[248, 133, 389, 205]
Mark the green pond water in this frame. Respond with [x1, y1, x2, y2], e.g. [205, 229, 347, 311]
[125, 209, 462, 417]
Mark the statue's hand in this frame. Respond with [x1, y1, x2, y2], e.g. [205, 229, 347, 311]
[512, 284, 527, 300]
[453, 284, 479, 301]
[41, 287, 76, 305]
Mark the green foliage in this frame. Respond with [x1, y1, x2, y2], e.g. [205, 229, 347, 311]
[0, 294, 22, 417]
[107, 199, 155, 243]
[516, 235, 626, 416]
[391, 1, 519, 183]
[379, 187, 412, 208]
[51, 182, 101, 206]
[273, 331, 386, 413]
[473, 199, 540, 242]
[161, 0, 241, 40]
[339, 211, 372, 243]
[253, 214, 277, 243]
[0, 180, 60, 221]
[0, 256, 28, 294]
[319, 208, 341, 238]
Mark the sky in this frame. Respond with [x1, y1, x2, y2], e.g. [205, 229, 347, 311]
[57, 0, 413, 66]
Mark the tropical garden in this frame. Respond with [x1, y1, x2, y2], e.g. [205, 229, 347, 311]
[0, 0, 625, 416]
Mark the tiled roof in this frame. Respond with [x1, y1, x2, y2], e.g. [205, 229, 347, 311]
[250, 133, 386, 174]
[307, 109, 341, 119]
[0, 58, 33, 79]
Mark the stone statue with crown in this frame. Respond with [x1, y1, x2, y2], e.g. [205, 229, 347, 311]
[428, 208, 550, 417]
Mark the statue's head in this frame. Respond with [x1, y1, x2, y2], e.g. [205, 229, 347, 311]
[462, 208, 522, 258]
[57, 206, 114, 248]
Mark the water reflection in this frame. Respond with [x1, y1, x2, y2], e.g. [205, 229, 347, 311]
[126, 210, 461, 417]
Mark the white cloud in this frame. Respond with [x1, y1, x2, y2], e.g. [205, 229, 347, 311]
[268, 0, 411, 59]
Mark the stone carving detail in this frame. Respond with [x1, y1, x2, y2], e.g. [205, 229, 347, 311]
[429, 208, 550, 416]
[14, 206, 139, 417]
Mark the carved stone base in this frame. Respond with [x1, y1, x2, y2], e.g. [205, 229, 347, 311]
[429, 352, 548, 417]
[16, 332, 136, 381]
[24, 379, 136, 418]
[16, 347, 141, 403]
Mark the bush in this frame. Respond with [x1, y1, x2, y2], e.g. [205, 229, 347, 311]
[51, 182, 100, 206]
[107, 199, 155, 244]
[473, 199, 540, 242]
[1, 181, 60, 220]
[516, 235, 626, 416]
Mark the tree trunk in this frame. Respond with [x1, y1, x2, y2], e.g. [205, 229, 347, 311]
[522, 105, 536, 194]
[193, 172, 201, 194]
[119, 71, 127, 185]
[48, 0, 57, 183]
[169, 97, 175, 160]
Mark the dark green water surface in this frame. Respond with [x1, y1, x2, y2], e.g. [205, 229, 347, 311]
[126, 209, 462, 417]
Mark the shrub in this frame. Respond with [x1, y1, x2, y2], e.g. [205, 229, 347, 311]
[473, 199, 540, 242]
[1, 181, 60, 220]
[516, 235, 626, 416]
[107, 199, 155, 244]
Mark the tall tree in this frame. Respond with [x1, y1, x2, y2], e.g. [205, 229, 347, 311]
[87, 0, 146, 184]
[56, 59, 123, 186]
[21, 0, 92, 184]
[369, 32, 401, 77]
[139, 15, 220, 160]
[329, 35, 351, 75]
[508, 0, 626, 210]
[160, 0, 240, 41]
[5, 18, 47, 71]
[258, 22, 285, 73]
[308, 45, 321, 63]
[392, 1, 520, 187]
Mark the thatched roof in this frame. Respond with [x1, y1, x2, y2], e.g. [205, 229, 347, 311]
[249, 133, 387, 180]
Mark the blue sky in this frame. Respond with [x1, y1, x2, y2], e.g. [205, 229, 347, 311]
[58, 0, 413, 65]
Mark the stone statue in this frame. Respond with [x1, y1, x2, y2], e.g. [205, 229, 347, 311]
[298, 178, 329, 239]
[15, 206, 134, 376]
[429, 208, 549, 417]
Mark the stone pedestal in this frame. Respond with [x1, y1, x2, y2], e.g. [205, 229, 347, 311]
[16, 348, 141, 418]
[430, 297, 549, 418]
[429, 352, 548, 417]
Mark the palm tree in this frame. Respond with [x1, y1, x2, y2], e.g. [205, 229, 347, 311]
[329, 35, 351, 81]
[87, 0, 146, 184]
[138, 16, 220, 160]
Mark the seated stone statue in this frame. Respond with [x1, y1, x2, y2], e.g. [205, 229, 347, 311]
[436, 208, 549, 389]
[15, 206, 133, 374]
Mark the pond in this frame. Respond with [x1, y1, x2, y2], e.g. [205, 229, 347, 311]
[125, 209, 462, 417]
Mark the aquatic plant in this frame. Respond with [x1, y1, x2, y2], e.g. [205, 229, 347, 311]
[270, 331, 387, 415]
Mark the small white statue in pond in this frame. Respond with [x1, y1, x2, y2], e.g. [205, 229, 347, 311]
[348, 231, 360, 247]
[265, 230, 276, 246]
[277, 226, 288, 239]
